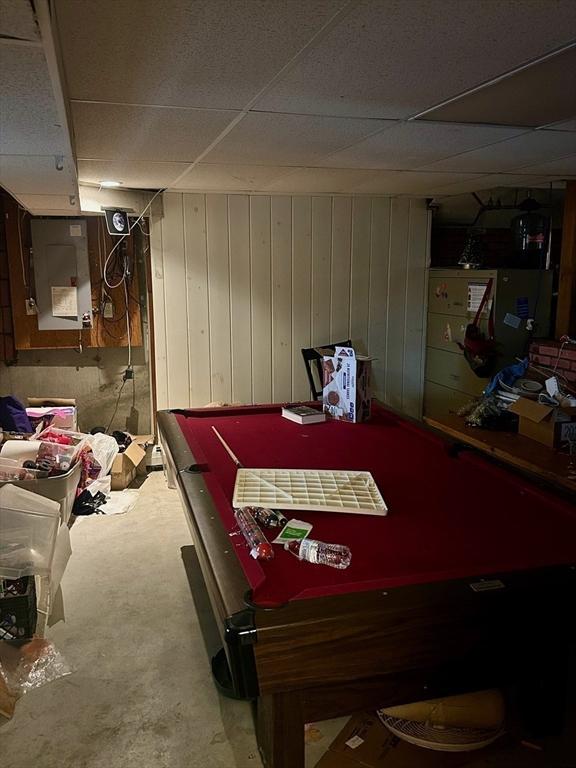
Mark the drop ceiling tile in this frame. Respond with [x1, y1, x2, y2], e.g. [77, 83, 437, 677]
[1, 0, 39, 41]
[171, 163, 294, 191]
[15, 194, 79, 214]
[55, 0, 347, 109]
[319, 122, 527, 170]
[205, 112, 391, 165]
[483, 174, 566, 187]
[420, 46, 576, 128]
[256, 0, 576, 118]
[263, 167, 380, 193]
[349, 171, 483, 195]
[0, 155, 77, 194]
[0, 45, 67, 154]
[428, 174, 560, 197]
[78, 159, 188, 189]
[419, 131, 576, 173]
[72, 102, 238, 162]
[510, 155, 576, 176]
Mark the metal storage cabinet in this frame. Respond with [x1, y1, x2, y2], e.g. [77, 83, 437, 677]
[423, 381, 475, 419]
[424, 269, 553, 420]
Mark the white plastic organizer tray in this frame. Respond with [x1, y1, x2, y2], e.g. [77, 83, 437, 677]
[233, 468, 388, 516]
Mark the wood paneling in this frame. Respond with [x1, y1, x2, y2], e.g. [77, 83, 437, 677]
[162, 193, 190, 406]
[149, 199, 168, 409]
[271, 196, 292, 402]
[350, 197, 371, 352]
[330, 196, 352, 341]
[184, 193, 211, 406]
[151, 193, 430, 415]
[250, 196, 272, 404]
[206, 194, 232, 403]
[0, 194, 16, 362]
[368, 197, 391, 401]
[386, 198, 411, 409]
[291, 196, 312, 401]
[311, 196, 332, 345]
[402, 200, 430, 417]
[556, 180, 576, 338]
[3, 193, 143, 351]
[228, 195, 252, 405]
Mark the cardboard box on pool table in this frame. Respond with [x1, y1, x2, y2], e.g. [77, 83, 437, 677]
[322, 346, 373, 423]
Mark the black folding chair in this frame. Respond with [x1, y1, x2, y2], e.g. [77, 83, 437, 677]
[301, 339, 352, 400]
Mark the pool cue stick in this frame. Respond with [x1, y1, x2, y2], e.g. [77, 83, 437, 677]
[211, 426, 243, 468]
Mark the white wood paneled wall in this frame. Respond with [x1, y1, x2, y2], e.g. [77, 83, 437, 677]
[151, 193, 430, 418]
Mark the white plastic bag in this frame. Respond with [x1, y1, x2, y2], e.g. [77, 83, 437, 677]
[0, 638, 72, 696]
[85, 433, 119, 478]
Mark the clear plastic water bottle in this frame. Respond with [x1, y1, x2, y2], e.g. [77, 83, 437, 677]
[285, 539, 351, 569]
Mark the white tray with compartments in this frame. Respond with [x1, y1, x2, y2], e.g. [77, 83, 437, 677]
[232, 468, 388, 516]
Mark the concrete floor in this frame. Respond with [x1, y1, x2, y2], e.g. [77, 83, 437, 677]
[0, 472, 343, 768]
[2, 472, 575, 768]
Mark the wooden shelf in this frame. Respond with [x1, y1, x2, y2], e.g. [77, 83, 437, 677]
[424, 413, 576, 495]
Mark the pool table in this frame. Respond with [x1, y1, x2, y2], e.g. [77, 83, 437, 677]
[158, 403, 576, 768]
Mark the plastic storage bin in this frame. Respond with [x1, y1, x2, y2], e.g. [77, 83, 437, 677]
[34, 524, 72, 638]
[4, 461, 81, 524]
[0, 485, 60, 579]
[0, 458, 47, 482]
[37, 426, 87, 451]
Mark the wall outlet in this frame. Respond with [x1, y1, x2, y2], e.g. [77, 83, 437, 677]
[103, 300, 114, 319]
[25, 298, 37, 315]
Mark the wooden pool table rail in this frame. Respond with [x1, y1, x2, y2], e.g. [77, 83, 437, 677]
[424, 414, 576, 495]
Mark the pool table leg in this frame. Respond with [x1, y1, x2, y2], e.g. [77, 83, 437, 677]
[257, 691, 305, 768]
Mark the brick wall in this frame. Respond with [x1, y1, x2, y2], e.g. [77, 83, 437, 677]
[529, 340, 576, 385]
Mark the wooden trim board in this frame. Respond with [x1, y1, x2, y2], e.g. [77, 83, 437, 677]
[424, 414, 576, 494]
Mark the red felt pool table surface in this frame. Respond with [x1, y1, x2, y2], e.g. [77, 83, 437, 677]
[174, 403, 576, 607]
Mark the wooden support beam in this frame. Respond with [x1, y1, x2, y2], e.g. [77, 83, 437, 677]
[556, 180, 576, 339]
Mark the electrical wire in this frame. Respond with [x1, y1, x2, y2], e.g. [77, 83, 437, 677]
[105, 378, 127, 433]
[553, 341, 568, 373]
[102, 187, 164, 290]
[100, 191, 157, 426]
[124, 278, 132, 369]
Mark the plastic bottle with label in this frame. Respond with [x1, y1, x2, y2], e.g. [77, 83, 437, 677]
[234, 507, 274, 560]
[285, 538, 351, 569]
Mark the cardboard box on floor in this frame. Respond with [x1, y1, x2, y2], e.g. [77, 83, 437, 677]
[509, 399, 576, 449]
[110, 435, 153, 490]
[316, 713, 550, 768]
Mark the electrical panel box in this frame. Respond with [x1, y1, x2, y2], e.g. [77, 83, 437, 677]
[31, 219, 92, 331]
[424, 268, 553, 419]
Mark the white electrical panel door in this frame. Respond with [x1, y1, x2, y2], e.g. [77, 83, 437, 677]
[31, 219, 92, 331]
